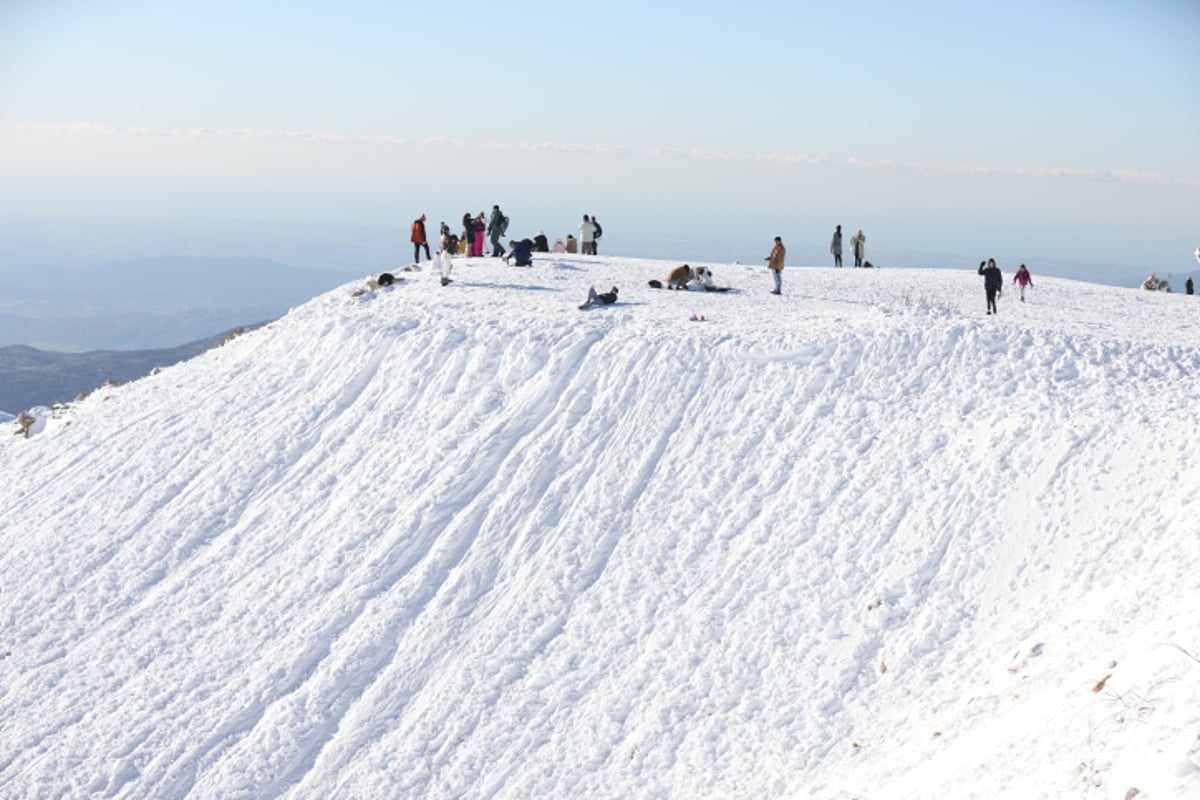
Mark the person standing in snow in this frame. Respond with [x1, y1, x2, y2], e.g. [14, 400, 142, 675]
[851, 229, 866, 267]
[487, 205, 508, 258]
[831, 225, 843, 267]
[766, 236, 786, 295]
[411, 214, 431, 263]
[591, 216, 603, 255]
[1013, 264, 1034, 301]
[1187, 276, 1194, 295]
[473, 212, 487, 257]
[579, 214, 597, 255]
[979, 258, 1003, 315]
[461, 213, 475, 255]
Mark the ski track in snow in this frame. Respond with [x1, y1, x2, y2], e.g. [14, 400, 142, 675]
[1, 256, 1198, 799]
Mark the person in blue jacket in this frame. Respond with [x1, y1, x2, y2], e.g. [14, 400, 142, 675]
[505, 238, 534, 267]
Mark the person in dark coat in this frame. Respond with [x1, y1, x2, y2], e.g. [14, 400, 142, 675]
[579, 286, 618, 309]
[505, 238, 534, 266]
[979, 258, 1003, 315]
[487, 205, 507, 257]
[533, 231, 550, 252]
[462, 213, 477, 256]
[1187, 276, 1195, 295]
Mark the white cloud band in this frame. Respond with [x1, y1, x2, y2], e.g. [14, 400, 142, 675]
[3, 122, 1197, 188]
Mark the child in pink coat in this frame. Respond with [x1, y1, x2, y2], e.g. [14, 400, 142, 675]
[1013, 264, 1034, 301]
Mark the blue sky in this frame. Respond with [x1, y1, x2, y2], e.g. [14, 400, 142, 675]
[1, 0, 1197, 278]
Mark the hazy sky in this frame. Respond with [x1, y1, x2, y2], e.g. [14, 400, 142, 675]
[1, 0, 1197, 275]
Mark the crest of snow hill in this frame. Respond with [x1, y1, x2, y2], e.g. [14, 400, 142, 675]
[1, 256, 1198, 799]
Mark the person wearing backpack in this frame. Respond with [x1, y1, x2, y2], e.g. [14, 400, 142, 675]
[487, 205, 508, 258]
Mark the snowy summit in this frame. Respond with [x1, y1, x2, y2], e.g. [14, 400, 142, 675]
[2, 253, 1199, 799]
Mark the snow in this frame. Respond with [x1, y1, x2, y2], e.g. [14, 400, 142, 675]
[2, 253, 1199, 799]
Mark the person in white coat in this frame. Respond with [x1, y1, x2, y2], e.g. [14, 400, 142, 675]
[851, 229, 866, 267]
[578, 214, 597, 255]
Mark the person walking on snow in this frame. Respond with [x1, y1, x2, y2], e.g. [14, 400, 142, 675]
[851, 229, 866, 267]
[1013, 264, 1033, 301]
[831, 225, 843, 267]
[487, 205, 508, 257]
[766, 236, 786, 295]
[579, 215, 597, 255]
[979, 258, 1003, 315]
[411, 214, 431, 263]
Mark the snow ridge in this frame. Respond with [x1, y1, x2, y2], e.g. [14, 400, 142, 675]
[1, 256, 1198, 799]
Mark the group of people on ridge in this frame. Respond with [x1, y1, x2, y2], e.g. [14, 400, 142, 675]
[416, 212, 1053, 316]
[410, 208, 603, 266]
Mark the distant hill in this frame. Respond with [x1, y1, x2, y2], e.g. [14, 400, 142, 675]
[0, 254, 357, 350]
[0, 324, 265, 413]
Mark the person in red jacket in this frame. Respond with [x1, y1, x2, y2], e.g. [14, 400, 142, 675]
[411, 214, 431, 263]
[1013, 263, 1033, 301]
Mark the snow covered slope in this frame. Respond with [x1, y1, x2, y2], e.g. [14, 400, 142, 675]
[2, 255, 1198, 799]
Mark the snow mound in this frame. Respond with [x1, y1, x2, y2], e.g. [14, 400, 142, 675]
[1, 255, 1198, 799]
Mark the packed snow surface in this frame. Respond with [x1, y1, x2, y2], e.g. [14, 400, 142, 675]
[2, 254, 1199, 799]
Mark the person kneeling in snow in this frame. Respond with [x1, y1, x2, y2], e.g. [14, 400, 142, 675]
[505, 238, 534, 267]
[579, 286, 618, 309]
[666, 264, 694, 290]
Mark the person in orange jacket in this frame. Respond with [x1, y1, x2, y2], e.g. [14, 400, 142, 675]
[766, 236, 786, 295]
[411, 214, 431, 263]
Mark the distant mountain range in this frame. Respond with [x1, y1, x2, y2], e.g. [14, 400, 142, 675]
[0, 324, 264, 414]
[0, 252, 362, 351]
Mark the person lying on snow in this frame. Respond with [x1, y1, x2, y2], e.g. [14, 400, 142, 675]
[579, 286, 619, 309]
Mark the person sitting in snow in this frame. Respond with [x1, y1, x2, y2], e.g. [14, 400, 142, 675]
[688, 266, 718, 291]
[579, 286, 618, 309]
[533, 231, 550, 252]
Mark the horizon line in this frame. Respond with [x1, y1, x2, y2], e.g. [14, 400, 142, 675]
[4, 122, 1199, 190]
